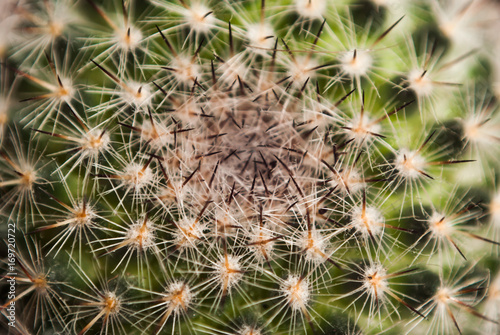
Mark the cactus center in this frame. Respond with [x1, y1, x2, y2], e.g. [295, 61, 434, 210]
[435, 287, 451, 304]
[174, 218, 205, 248]
[428, 212, 450, 237]
[351, 206, 384, 238]
[34, 275, 48, 289]
[122, 163, 154, 189]
[294, 0, 327, 19]
[165, 282, 192, 313]
[408, 69, 433, 96]
[48, 21, 64, 38]
[395, 149, 426, 179]
[247, 23, 274, 52]
[282, 275, 310, 310]
[341, 50, 373, 77]
[217, 255, 243, 290]
[127, 219, 156, 250]
[83, 129, 110, 153]
[117, 26, 142, 50]
[21, 169, 37, 187]
[72, 202, 95, 227]
[364, 265, 388, 297]
[185, 4, 214, 33]
[103, 292, 121, 314]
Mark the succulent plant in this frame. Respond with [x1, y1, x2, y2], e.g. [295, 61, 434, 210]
[1, 0, 500, 334]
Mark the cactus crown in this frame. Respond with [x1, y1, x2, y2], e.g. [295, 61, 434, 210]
[1, 0, 500, 334]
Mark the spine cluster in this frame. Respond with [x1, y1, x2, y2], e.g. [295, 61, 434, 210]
[1, 0, 500, 334]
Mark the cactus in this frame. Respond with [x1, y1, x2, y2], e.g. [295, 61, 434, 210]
[1, 0, 500, 334]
